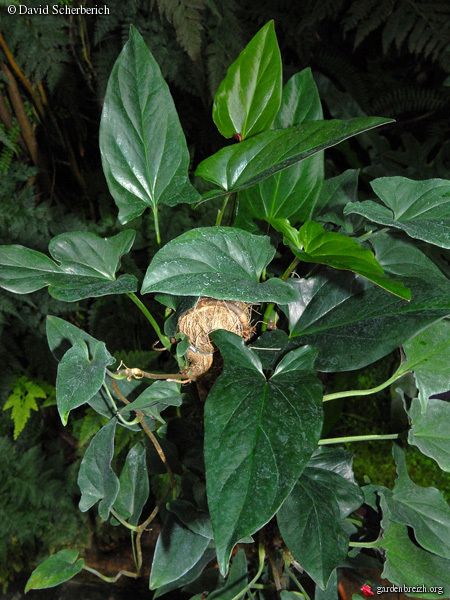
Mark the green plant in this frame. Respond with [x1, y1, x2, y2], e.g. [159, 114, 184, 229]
[1, 22, 450, 599]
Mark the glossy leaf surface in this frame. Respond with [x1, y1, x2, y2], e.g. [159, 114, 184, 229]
[209, 549, 248, 599]
[314, 570, 338, 600]
[99, 26, 200, 224]
[0, 230, 136, 301]
[212, 21, 282, 140]
[25, 550, 84, 592]
[205, 332, 323, 574]
[383, 446, 450, 559]
[284, 231, 450, 370]
[120, 380, 182, 422]
[237, 69, 324, 226]
[56, 339, 113, 425]
[142, 227, 298, 303]
[153, 547, 215, 598]
[278, 464, 362, 588]
[274, 219, 410, 299]
[408, 398, 450, 472]
[149, 515, 211, 589]
[168, 500, 213, 540]
[196, 117, 392, 200]
[379, 496, 450, 597]
[78, 418, 120, 520]
[46, 317, 115, 424]
[401, 319, 450, 411]
[345, 176, 450, 249]
[113, 443, 149, 525]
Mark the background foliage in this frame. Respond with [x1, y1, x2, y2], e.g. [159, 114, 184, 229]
[0, 0, 449, 591]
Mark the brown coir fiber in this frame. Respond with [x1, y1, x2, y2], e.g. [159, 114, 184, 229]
[178, 297, 253, 379]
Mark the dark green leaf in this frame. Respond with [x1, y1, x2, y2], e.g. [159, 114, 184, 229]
[315, 570, 338, 600]
[212, 21, 282, 140]
[249, 329, 289, 370]
[274, 219, 410, 299]
[141, 227, 298, 303]
[284, 266, 450, 371]
[379, 496, 450, 597]
[236, 69, 324, 227]
[25, 549, 84, 593]
[113, 443, 149, 525]
[316, 170, 359, 230]
[383, 446, 450, 559]
[56, 341, 113, 425]
[205, 332, 323, 574]
[209, 549, 248, 600]
[308, 446, 357, 483]
[168, 500, 213, 539]
[78, 418, 120, 520]
[370, 231, 448, 283]
[0, 230, 137, 301]
[154, 547, 216, 598]
[150, 515, 211, 589]
[401, 319, 450, 412]
[345, 177, 450, 249]
[46, 317, 114, 424]
[99, 26, 200, 224]
[47, 315, 100, 356]
[196, 118, 393, 201]
[120, 380, 182, 422]
[278, 465, 362, 588]
[408, 398, 450, 473]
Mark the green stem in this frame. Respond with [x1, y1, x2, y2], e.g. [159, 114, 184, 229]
[261, 303, 277, 332]
[287, 569, 311, 600]
[281, 257, 299, 281]
[230, 544, 265, 600]
[216, 193, 231, 226]
[357, 227, 389, 242]
[127, 292, 171, 350]
[102, 384, 139, 426]
[131, 531, 138, 570]
[319, 433, 399, 445]
[262, 257, 299, 332]
[323, 370, 407, 402]
[349, 539, 380, 548]
[153, 208, 161, 245]
[110, 508, 139, 532]
[83, 565, 138, 583]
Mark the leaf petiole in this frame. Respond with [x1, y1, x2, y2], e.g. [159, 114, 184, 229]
[110, 508, 139, 532]
[127, 292, 171, 350]
[349, 539, 380, 548]
[230, 544, 266, 600]
[216, 193, 231, 226]
[322, 369, 408, 402]
[319, 433, 399, 445]
[83, 565, 138, 583]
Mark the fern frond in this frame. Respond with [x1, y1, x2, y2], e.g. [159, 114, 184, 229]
[344, 0, 450, 67]
[3, 376, 46, 439]
[153, 0, 205, 60]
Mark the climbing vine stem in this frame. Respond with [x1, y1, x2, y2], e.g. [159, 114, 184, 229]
[127, 292, 171, 350]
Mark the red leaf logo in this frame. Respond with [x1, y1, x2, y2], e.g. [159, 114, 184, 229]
[361, 584, 375, 597]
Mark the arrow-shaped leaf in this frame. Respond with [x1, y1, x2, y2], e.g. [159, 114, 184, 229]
[99, 26, 200, 227]
[205, 332, 323, 574]
[196, 117, 392, 201]
[0, 230, 137, 301]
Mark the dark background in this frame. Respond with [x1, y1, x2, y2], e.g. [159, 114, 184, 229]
[0, 0, 449, 594]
